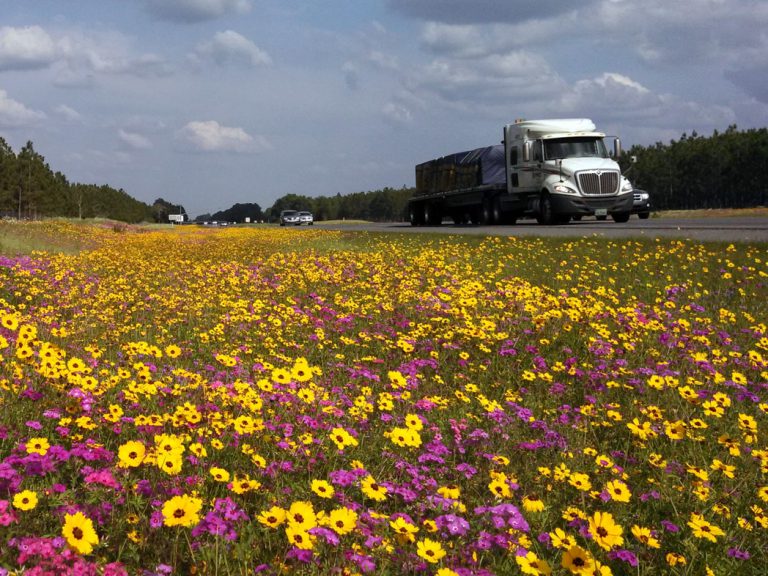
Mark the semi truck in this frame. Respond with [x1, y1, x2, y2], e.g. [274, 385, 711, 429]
[408, 118, 634, 226]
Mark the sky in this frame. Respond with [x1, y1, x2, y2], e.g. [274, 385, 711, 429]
[1, 0, 767, 218]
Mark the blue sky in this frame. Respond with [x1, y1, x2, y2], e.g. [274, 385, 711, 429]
[1, 0, 766, 218]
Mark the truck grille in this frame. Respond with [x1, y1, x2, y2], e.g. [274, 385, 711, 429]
[577, 171, 619, 196]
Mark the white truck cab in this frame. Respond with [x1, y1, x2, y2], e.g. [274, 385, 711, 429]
[504, 118, 634, 223]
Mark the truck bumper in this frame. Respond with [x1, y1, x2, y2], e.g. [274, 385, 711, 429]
[551, 192, 634, 216]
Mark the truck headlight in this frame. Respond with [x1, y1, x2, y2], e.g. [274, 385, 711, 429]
[621, 179, 633, 192]
[553, 184, 576, 194]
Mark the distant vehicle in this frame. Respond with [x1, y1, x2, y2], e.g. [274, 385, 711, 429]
[298, 211, 314, 225]
[280, 210, 301, 226]
[408, 118, 634, 226]
[632, 189, 651, 219]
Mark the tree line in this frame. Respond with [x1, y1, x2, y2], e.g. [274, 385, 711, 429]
[620, 125, 768, 210]
[0, 137, 161, 223]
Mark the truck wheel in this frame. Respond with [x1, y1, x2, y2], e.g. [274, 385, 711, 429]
[409, 204, 424, 226]
[536, 193, 555, 225]
[492, 197, 505, 224]
[481, 200, 494, 225]
[612, 212, 631, 223]
[424, 204, 442, 226]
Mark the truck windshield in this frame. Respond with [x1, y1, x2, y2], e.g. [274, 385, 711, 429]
[544, 137, 608, 160]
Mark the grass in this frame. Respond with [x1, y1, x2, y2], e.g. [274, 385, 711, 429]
[0, 220, 765, 575]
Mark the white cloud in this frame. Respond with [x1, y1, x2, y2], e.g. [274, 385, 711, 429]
[408, 50, 566, 108]
[0, 25, 172, 84]
[558, 72, 736, 136]
[382, 102, 412, 125]
[118, 129, 153, 150]
[177, 120, 272, 153]
[192, 31, 272, 67]
[0, 25, 57, 71]
[54, 104, 81, 122]
[0, 89, 46, 127]
[145, 0, 252, 22]
[367, 51, 398, 71]
[388, 0, 595, 24]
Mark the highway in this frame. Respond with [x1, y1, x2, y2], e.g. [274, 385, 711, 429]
[317, 216, 768, 243]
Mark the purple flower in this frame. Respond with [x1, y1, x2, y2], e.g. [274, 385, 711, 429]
[728, 547, 750, 560]
[609, 549, 639, 567]
[661, 520, 680, 533]
[436, 514, 470, 536]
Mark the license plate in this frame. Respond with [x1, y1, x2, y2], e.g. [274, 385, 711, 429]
[595, 208, 608, 217]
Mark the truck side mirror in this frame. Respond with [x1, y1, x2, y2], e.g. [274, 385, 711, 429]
[523, 141, 531, 163]
[614, 138, 622, 158]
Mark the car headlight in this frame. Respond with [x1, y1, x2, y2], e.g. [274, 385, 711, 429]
[640, 192, 649, 200]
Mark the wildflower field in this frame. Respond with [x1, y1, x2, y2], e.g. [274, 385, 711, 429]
[0, 220, 766, 576]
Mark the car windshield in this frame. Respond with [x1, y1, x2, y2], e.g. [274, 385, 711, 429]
[299, 212, 310, 216]
[282, 211, 298, 216]
[544, 137, 608, 160]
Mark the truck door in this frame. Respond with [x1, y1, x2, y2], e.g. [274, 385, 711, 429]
[516, 139, 543, 192]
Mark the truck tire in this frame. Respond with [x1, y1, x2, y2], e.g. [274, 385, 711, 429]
[424, 204, 442, 226]
[536, 193, 555, 225]
[409, 204, 423, 226]
[492, 197, 505, 224]
[481, 200, 494, 225]
[612, 212, 631, 223]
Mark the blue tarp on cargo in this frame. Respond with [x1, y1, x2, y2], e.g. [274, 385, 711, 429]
[415, 144, 506, 194]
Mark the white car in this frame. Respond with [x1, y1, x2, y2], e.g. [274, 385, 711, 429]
[298, 211, 314, 225]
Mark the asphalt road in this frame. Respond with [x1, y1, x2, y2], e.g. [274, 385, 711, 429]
[318, 216, 768, 243]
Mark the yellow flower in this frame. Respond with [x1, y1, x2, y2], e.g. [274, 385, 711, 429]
[488, 477, 511, 499]
[257, 506, 286, 528]
[404, 413, 423, 430]
[516, 550, 552, 575]
[13, 490, 38, 511]
[568, 472, 592, 492]
[561, 545, 594, 574]
[604, 479, 631, 503]
[327, 507, 358, 535]
[437, 484, 460, 500]
[62, 511, 99, 555]
[209, 466, 230, 482]
[390, 516, 419, 542]
[285, 525, 315, 550]
[329, 427, 358, 450]
[311, 479, 335, 499]
[361, 475, 388, 502]
[631, 524, 660, 548]
[161, 494, 203, 528]
[416, 537, 446, 564]
[549, 527, 576, 550]
[164, 344, 181, 358]
[687, 512, 724, 543]
[589, 511, 624, 551]
[26, 437, 50, 456]
[117, 440, 146, 468]
[522, 495, 546, 512]
[286, 501, 317, 531]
